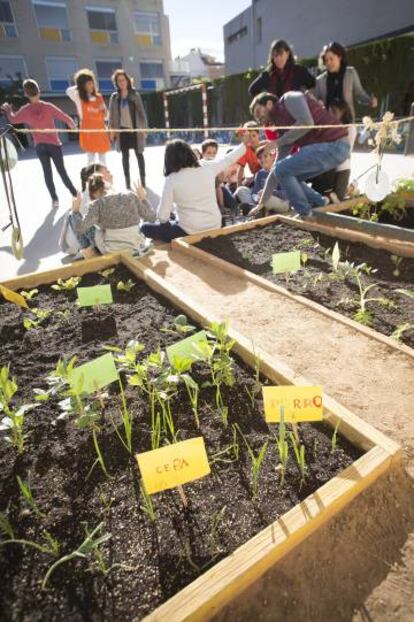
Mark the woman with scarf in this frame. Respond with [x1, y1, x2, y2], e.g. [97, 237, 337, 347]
[249, 40, 315, 141]
[313, 41, 377, 120]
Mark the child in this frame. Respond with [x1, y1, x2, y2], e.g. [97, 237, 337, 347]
[236, 121, 262, 187]
[201, 138, 219, 160]
[311, 101, 356, 201]
[66, 69, 110, 165]
[1, 79, 77, 209]
[237, 144, 290, 215]
[70, 173, 155, 256]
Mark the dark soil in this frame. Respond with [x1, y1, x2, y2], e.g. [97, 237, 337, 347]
[342, 206, 414, 229]
[0, 266, 362, 620]
[196, 222, 414, 348]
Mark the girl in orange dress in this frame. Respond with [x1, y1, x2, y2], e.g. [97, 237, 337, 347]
[66, 69, 110, 165]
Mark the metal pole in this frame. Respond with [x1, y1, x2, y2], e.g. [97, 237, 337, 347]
[163, 92, 171, 140]
[201, 84, 208, 138]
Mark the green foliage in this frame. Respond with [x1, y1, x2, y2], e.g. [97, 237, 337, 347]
[391, 323, 412, 341]
[274, 407, 289, 488]
[99, 268, 116, 279]
[19, 288, 38, 301]
[390, 255, 403, 277]
[331, 420, 341, 453]
[17, 473, 45, 518]
[51, 277, 81, 291]
[207, 505, 227, 558]
[140, 480, 157, 523]
[289, 432, 307, 487]
[235, 424, 268, 498]
[23, 308, 51, 331]
[116, 279, 135, 292]
[0, 366, 37, 453]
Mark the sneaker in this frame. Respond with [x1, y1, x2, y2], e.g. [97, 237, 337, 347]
[71, 251, 85, 261]
[132, 239, 153, 258]
[239, 202, 253, 217]
[51, 199, 59, 209]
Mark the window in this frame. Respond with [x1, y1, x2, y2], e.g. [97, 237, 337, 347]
[95, 59, 122, 92]
[0, 55, 27, 84]
[139, 61, 164, 91]
[0, 1, 17, 38]
[87, 7, 118, 44]
[227, 26, 247, 45]
[133, 11, 161, 46]
[46, 57, 77, 92]
[255, 17, 262, 43]
[33, 0, 70, 41]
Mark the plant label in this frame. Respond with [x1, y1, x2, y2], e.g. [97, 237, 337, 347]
[77, 285, 113, 307]
[0, 285, 28, 309]
[263, 385, 323, 422]
[166, 330, 209, 364]
[272, 251, 301, 274]
[136, 437, 211, 495]
[69, 353, 119, 394]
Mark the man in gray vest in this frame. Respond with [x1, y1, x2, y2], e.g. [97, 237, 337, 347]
[249, 91, 350, 218]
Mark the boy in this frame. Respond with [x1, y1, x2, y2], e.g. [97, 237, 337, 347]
[236, 121, 262, 187]
[201, 138, 219, 160]
[1, 79, 77, 209]
[235, 144, 290, 215]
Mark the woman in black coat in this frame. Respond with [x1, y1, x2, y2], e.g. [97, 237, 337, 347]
[249, 39, 315, 98]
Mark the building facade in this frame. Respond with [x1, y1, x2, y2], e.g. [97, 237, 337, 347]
[0, 0, 172, 112]
[224, 0, 414, 76]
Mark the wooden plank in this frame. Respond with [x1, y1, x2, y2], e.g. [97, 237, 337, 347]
[123, 254, 399, 455]
[314, 196, 369, 214]
[143, 446, 396, 622]
[176, 215, 280, 245]
[173, 238, 414, 360]
[1, 254, 122, 290]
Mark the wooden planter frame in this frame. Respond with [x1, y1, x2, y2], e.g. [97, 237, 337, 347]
[2, 254, 400, 622]
[173, 216, 414, 361]
[312, 195, 414, 248]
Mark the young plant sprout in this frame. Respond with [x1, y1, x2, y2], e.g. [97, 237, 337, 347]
[162, 314, 196, 336]
[274, 407, 289, 488]
[0, 510, 59, 557]
[235, 424, 268, 498]
[23, 308, 51, 331]
[19, 288, 38, 301]
[169, 354, 200, 427]
[390, 255, 403, 277]
[99, 268, 116, 278]
[112, 380, 133, 454]
[0, 366, 37, 453]
[289, 432, 307, 488]
[391, 323, 412, 342]
[41, 522, 111, 589]
[17, 472, 46, 519]
[116, 279, 135, 292]
[140, 480, 157, 523]
[207, 505, 227, 559]
[245, 353, 261, 410]
[331, 420, 341, 453]
[51, 277, 81, 291]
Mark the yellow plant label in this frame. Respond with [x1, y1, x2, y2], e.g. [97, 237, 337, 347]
[0, 284, 28, 309]
[136, 437, 210, 495]
[263, 385, 323, 423]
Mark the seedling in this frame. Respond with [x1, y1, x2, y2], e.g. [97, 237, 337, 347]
[207, 505, 227, 558]
[23, 308, 51, 330]
[396, 289, 414, 299]
[390, 255, 403, 277]
[41, 522, 111, 589]
[274, 407, 289, 488]
[289, 432, 306, 488]
[0, 511, 59, 556]
[391, 323, 412, 342]
[0, 366, 37, 453]
[112, 380, 133, 454]
[17, 473, 46, 519]
[51, 277, 81, 291]
[140, 480, 157, 523]
[331, 420, 341, 453]
[116, 279, 135, 292]
[162, 314, 196, 336]
[235, 424, 268, 498]
[99, 268, 115, 278]
[19, 288, 38, 301]
[245, 353, 261, 410]
[169, 354, 200, 427]
[56, 309, 71, 321]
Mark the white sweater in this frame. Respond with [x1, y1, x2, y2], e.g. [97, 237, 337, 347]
[157, 142, 246, 234]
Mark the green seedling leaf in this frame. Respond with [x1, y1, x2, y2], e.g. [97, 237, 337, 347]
[332, 242, 340, 271]
[19, 289, 38, 301]
[51, 277, 81, 291]
[116, 279, 135, 292]
[77, 285, 113, 307]
[396, 289, 414, 299]
[99, 268, 116, 278]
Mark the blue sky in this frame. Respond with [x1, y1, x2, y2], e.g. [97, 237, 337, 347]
[163, 0, 251, 61]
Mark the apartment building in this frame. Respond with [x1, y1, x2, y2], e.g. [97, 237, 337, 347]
[0, 0, 172, 113]
[224, 0, 414, 76]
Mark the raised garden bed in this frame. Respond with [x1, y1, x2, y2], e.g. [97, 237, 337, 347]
[0, 255, 399, 621]
[175, 219, 414, 350]
[313, 193, 414, 245]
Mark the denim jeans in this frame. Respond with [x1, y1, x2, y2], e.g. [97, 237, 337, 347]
[36, 143, 77, 201]
[141, 220, 187, 243]
[273, 140, 350, 216]
[68, 213, 96, 249]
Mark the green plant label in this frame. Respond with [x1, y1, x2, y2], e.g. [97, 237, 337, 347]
[77, 285, 113, 307]
[272, 251, 301, 274]
[166, 330, 209, 364]
[70, 353, 119, 394]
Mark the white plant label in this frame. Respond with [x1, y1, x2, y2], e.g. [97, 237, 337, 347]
[365, 169, 391, 202]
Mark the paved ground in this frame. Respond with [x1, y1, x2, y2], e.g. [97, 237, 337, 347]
[0, 143, 413, 281]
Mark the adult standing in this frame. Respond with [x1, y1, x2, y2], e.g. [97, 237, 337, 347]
[313, 41, 377, 120]
[108, 69, 147, 189]
[249, 92, 350, 219]
[66, 68, 111, 165]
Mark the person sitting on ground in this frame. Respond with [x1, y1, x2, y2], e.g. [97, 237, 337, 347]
[235, 144, 290, 215]
[70, 173, 155, 257]
[200, 138, 219, 161]
[236, 121, 262, 187]
[310, 100, 356, 202]
[1, 79, 77, 210]
[249, 92, 350, 219]
[140, 134, 251, 242]
[59, 163, 113, 256]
